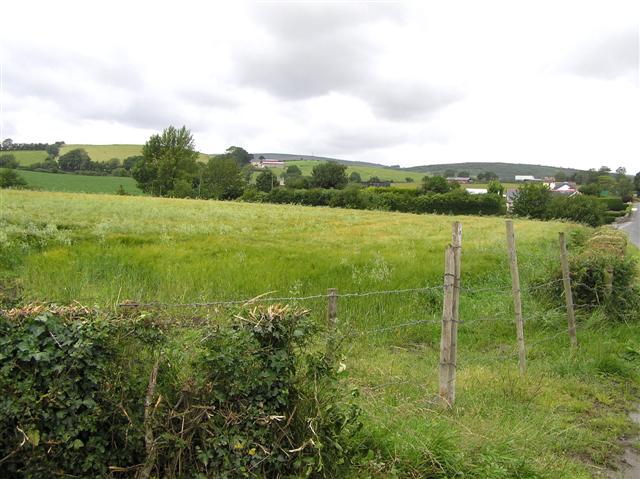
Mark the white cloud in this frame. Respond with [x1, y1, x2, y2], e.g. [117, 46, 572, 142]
[0, 0, 638, 171]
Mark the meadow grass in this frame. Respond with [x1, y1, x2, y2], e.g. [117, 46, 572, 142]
[7, 150, 49, 166]
[272, 159, 426, 182]
[60, 144, 210, 162]
[1, 189, 638, 478]
[16, 170, 142, 195]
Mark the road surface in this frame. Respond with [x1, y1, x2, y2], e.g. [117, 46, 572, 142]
[616, 205, 639, 248]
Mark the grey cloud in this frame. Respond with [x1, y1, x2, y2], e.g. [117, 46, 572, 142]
[564, 28, 639, 79]
[360, 82, 460, 120]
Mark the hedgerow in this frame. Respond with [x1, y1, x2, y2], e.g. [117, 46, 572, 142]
[240, 187, 506, 216]
[0, 304, 360, 478]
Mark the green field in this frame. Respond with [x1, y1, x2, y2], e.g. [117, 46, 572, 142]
[7, 150, 49, 166]
[272, 160, 426, 182]
[16, 170, 142, 195]
[1, 189, 638, 477]
[60, 144, 211, 163]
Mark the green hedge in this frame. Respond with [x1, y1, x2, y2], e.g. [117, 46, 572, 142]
[597, 197, 626, 211]
[0, 305, 359, 478]
[241, 187, 506, 216]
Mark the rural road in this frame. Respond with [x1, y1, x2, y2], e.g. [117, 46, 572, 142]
[615, 204, 639, 248]
[611, 205, 640, 478]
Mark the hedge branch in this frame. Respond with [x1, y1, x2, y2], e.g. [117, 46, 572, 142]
[138, 358, 160, 479]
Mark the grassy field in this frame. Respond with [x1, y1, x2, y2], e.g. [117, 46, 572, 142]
[17, 170, 142, 195]
[6, 150, 49, 166]
[59, 144, 210, 163]
[1, 190, 638, 477]
[272, 160, 426, 182]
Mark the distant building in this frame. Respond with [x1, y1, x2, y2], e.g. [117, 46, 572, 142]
[551, 182, 579, 197]
[506, 188, 519, 211]
[368, 180, 391, 187]
[514, 175, 540, 182]
[466, 188, 488, 195]
[251, 159, 285, 169]
[447, 177, 472, 184]
[543, 177, 556, 189]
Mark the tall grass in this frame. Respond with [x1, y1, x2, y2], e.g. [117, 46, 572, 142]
[1, 189, 638, 477]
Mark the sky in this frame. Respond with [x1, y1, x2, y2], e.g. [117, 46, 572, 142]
[0, 0, 638, 171]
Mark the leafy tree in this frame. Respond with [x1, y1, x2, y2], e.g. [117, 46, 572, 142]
[45, 144, 60, 158]
[223, 146, 253, 166]
[133, 126, 199, 197]
[311, 162, 348, 189]
[457, 171, 470, 177]
[201, 156, 245, 199]
[421, 175, 450, 194]
[1, 138, 13, 150]
[615, 177, 635, 202]
[0, 154, 18, 168]
[256, 169, 278, 192]
[554, 171, 567, 182]
[286, 165, 302, 177]
[512, 183, 551, 219]
[635, 171, 640, 193]
[615, 166, 627, 179]
[0, 168, 27, 188]
[405, 177, 414, 183]
[348, 171, 362, 183]
[598, 166, 611, 173]
[285, 175, 310, 189]
[444, 169, 456, 178]
[487, 180, 504, 196]
[369, 176, 381, 183]
[123, 155, 143, 171]
[58, 148, 93, 171]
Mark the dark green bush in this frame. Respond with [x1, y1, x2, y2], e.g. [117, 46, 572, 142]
[597, 197, 626, 211]
[547, 195, 607, 227]
[0, 305, 360, 478]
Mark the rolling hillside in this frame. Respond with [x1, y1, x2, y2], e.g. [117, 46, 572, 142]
[406, 162, 585, 180]
[9, 144, 590, 183]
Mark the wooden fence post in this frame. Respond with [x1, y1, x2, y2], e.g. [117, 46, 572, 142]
[448, 222, 462, 404]
[558, 233, 578, 348]
[506, 220, 527, 375]
[439, 245, 455, 406]
[326, 288, 338, 362]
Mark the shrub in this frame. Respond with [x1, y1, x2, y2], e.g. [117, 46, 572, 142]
[0, 168, 28, 188]
[512, 184, 551, 219]
[567, 229, 639, 321]
[547, 195, 606, 227]
[0, 305, 361, 478]
[597, 197, 626, 211]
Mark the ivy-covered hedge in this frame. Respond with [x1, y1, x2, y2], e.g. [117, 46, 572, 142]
[0, 304, 360, 478]
[241, 187, 506, 216]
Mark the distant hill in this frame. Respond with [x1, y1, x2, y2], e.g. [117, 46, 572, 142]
[11, 144, 588, 182]
[405, 162, 586, 180]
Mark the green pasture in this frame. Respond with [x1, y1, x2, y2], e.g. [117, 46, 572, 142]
[7, 150, 49, 166]
[1, 190, 638, 478]
[60, 144, 210, 163]
[16, 170, 142, 195]
[272, 159, 425, 182]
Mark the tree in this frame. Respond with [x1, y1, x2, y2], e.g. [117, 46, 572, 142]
[0, 168, 27, 188]
[554, 171, 567, 182]
[58, 148, 93, 171]
[444, 169, 456, 178]
[635, 172, 640, 193]
[598, 166, 611, 174]
[348, 171, 362, 183]
[457, 171, 470, 177]
[421, 175, 450, 193]
[615, 166, 627, 179]
[286, 165, 302, 177]
[615, 177, 634, 202]
[46, 144, 60, 158]
[311, 161, 348, 189]
[487, 180, 504, 196]
[1, 138, 13, 150]
[201, 156, 245, 199]
[0, 154, 18, 168]
[405, 177, 414, 183]
[133, 126, 199, 197]
[512, 183, 551, 219]
[123, 155, 143, 171]
[223, 146, 253, 166]
[255, 169, 278, 192]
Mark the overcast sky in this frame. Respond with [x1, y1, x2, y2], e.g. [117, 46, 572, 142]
[1, 0, 638, 171]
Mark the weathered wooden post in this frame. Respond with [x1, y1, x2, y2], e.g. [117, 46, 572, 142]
[439, 245, 455, 406]
[448, 222, 462, 404]
[326, 288, 338, 362]
[506, 220, 527, 375]
[558, 233, 578, 348]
